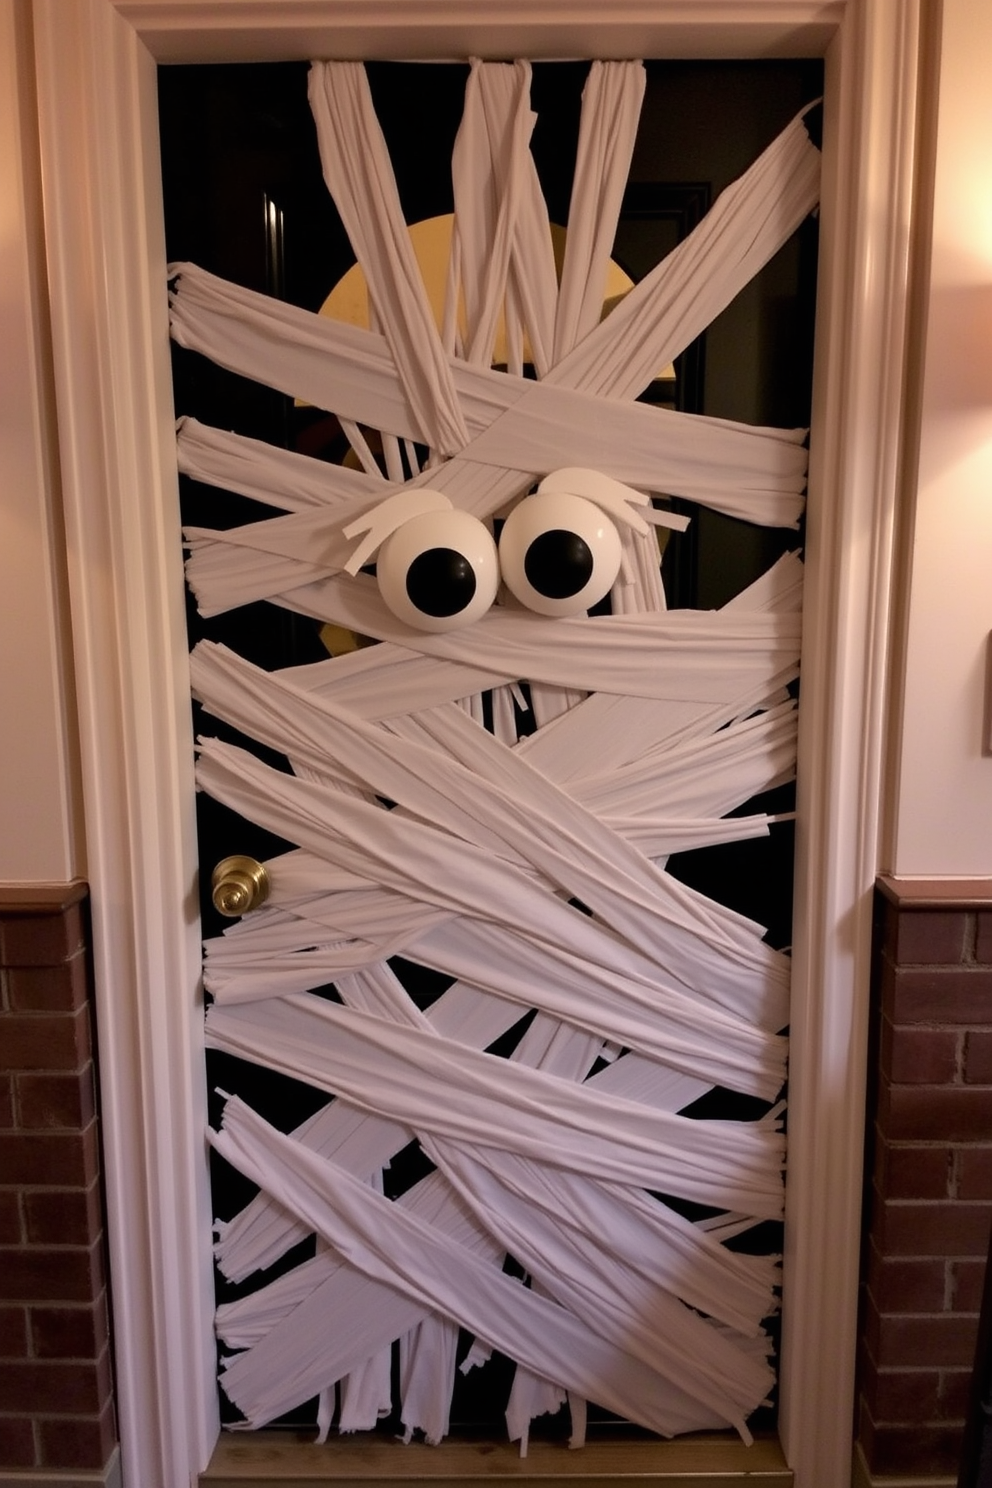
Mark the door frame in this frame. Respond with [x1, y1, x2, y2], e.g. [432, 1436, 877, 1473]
[31, 3, 926, 1485]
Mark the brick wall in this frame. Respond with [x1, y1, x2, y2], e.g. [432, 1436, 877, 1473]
[858, 876, 992, 1477]
[0, 885, 118, 1477]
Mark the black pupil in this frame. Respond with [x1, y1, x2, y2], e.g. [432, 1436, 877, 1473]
[524, 530, 594, 599]
[406, 547, 478, 617]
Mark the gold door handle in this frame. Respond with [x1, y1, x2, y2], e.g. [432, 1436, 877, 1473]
[211, 855, 270, 917]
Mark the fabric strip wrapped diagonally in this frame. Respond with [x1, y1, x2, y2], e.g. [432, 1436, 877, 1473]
[172, 57, 820, 1451]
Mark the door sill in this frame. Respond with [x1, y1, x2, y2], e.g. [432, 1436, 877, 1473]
[200, 1430, 792, 1486]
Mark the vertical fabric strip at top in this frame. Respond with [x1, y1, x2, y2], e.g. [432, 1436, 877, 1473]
[308, 62, 470, 457]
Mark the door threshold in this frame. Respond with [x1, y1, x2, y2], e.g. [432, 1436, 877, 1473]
[200, 1430, 792, 1487]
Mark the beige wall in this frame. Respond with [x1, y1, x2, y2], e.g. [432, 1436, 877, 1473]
[890, 0, 992, 876]
[1, 0, 990, 883]
[0, 0, 82, 884]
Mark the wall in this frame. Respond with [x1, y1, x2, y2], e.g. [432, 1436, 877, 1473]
[890, 0, 992, 876]
[0, 0, 82, 885]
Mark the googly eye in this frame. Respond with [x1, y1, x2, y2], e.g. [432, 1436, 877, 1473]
[376, 508, 500, 633]
[497, 491, 623, 617]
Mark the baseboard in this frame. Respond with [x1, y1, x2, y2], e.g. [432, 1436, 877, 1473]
[0, 1449, 121, 1488]
[851, 1441, 956, 1488]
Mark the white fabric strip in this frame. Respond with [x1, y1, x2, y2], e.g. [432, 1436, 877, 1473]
[170, 290, 808, 556]
[259, 550, 800, 732]
[307, 62, 469, 456]
[548, 106, 821, 397]
[209, 1113, 773, 1434]
[190, 640, 788, 971]
[553, 62, 646, 361]
[214, 962, 605, 1284]
[176, 417, 388, 513]
[194, 740, 788, 1089]
[258, 574, 803, 701]
[205, 994, 785, 1215]
[210, 1094, 762, 1439]
[419, 1133, 775, 1412]
[211, 966, 774, 1392]
[449, 60, 558, 376]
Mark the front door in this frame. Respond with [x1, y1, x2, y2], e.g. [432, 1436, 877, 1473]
[159, 54, 820, 1449]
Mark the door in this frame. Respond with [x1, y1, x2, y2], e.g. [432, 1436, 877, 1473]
[159, 55, 820, 1447]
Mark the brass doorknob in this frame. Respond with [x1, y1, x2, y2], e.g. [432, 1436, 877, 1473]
[211, 855, 270, 917]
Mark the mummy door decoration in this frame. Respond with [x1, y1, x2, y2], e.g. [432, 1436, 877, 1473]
[172, 60, 819, 1449]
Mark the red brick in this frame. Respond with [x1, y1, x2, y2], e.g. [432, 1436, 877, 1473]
[867, 1254, 946, 1313]
[0, 1306, 27, 1357]
[882, 1021, 961, 1084]
[0, 1241, 104, 1302]
[976, 911, 992, 964]
[868, 1307, 979, 1369]
[15, 1067, 96, 1130]
[0, 1125, 99, 1186]
[957, 1147, 992, 1200]
[30, 1296, 109, 1359]
[876, 1197, 992, 1256]
[0, 1008, 90, 1070]
[23, 1184, 103, 1246]
[859, 1356, 940, 1420]
[874, 1315, 975, 1368]
[0, 1191, 21, 1245]
[859, 1412, 963, 1475]
[0, 903, 85, 968]
[37, 1398, 116, 1470]
[889, 910, 969, 967]
[0, 1354, 109, 1413]
[0, 1416, 36, 1469]
[875, 1140, 953, 1198]
[5, 954, 88, 1012]
[883, 962, 992, 1025]
[952, 1258, 988, 1311]
[881, 1084, 992, 1142]
[965, 1030, 992, 1084]
[938, 1368, 973, 1419]
[0, 1074, 12, 1128]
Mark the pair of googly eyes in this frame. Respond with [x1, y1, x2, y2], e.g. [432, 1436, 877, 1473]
[375, 489, 623, 633]
[342, 468, 683, 634]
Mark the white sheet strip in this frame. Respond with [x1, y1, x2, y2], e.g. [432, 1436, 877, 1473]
[419, 1132, 775, 1416]
[307, 62, 469, 456]
[553, 62, 646, 361]
[549, 106, 821, 398]
[205, 995, 785, 1215]
[194, 743, 787, 1090]
[190, 641, 786, 969]
[211, 1094, 755, 1439]
[176, 417, 387, 512]
[264, 574, 802, 702]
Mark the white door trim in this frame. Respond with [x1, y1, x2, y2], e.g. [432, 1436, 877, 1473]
[30, 4, 925, 1485]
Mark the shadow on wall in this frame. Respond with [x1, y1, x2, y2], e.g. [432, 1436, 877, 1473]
[923, 282, 992, 413]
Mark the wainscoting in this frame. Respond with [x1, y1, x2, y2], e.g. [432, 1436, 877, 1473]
[857, 877, 992, 1477]
[0, 885, 118, 1484]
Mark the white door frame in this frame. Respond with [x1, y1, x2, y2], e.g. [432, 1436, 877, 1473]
[31, 3, 926, 1485]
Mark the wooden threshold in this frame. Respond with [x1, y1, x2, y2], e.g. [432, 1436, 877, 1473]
[200, 1430, 792, 1488]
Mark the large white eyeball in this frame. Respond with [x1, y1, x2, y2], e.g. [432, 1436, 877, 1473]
[498, 491, 623, 617]
[376, 508, 499, 632]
